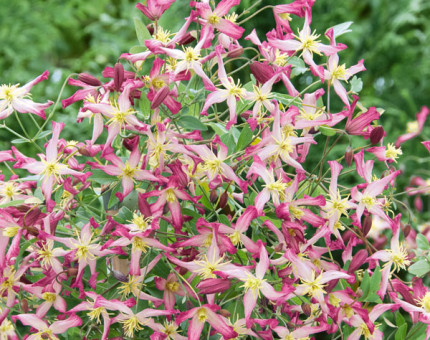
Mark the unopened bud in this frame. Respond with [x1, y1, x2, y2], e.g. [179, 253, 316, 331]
[177, 31, 196, 46]
[361, 215, 372, 236]
[227, 47, 244, 58]
[219, 309, 231, 318]
[370, 126, 385, 144]
[217, 192, 228, 209]
[78, 73, 102, 87]
[123, 136, 139, 152]
[274, 243, 283, 252]
[21, 299, 29, 312]
[210, 190, 218, 203]
[78, 146, 91, 157]
[151, 86, 170, 109]
[67, 267, 79, 277]
[24, 225, 39, 237]
[414, 196, 423, 212]
[146, 24, 155, 35]
[301, 303, 311, 316]
[348, 249, 368, 273]
[249, 62, 274, 84]
[345, 146, 354, 167]
[114, 63, 124, 91]
[403, 224, 411, 238]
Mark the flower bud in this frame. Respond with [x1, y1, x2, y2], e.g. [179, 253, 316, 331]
[345, 146, 354, 167]
[370, 126, 385, 144]
[78, 146, 91, 157]
[348, 249, 368, 273]
[78, 73, 102, 87]
[249, 62, 274, 84]
[151, 86, 170, 109]
[67, 267, 79, 277]
[210, 190, 218, 203]
[414, 196, 423, 212]
[123, 135, 139, 152]
[227, 47, 244, 58]
[146, 24, 155, 35]
[403, 224, 411, 238]
[301, 303, 311, 316]
[197, 279, 231, 294]
[114, 63, 124, 91]
[21, 299, 29, 313]
[24, 225, 39, 237]
[177, 31, 196, 46]
[219, 309, 231, 318]
[217, 192, 228, 209]
[361, 215, 372, 236]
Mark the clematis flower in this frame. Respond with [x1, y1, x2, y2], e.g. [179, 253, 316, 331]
[176, 304, 237, 340]
[201, 46, 246, 130]
[19, 122, 88, 211]
[368, 215, 411, 299]
[345, 101, 380, 137]
[187, 136, 248, 192]
[23, 282, 66, 318]
[83, 83, 148, 152]
[347, 304, 397, 340]
[394, 279, 430, 325]
[350, 170, 401, 223]
[0, 70, 53, 120]
[89, 139, 163, 200]
[195, 0, 244, 43]
[221, 243, 289, 325]
[160, 30, 216, 91]
[136, 0, 176, 21]
[395, 106, 429, 147]
[269, 14, 346, 79]
[14, 313, 82, 340]
[324, 54, 365, 107]
[366, 143, 403, 164]
[322, 160, 354, 239]
[155, 273, 190, 310]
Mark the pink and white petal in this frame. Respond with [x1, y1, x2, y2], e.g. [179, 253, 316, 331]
[15, 314, 47, 330]
[333, 80, 350, 107]
[205, 307, 238, 338]
[320, 270, 351, 284]
[256, 246, 269, 279]
[260, 281, 285, 301]
[346, 59, 366, 79]
[254, 189, 271, 215]
[201, 91, 228, 114]
[50, 314, 82, 334]
[269, 38, 301, 52]
[12, 98, 52, 118]
[36, 302, 52, 318]
[215, 0, 241, 17]
[243, 290, 258, 321]
[214, 19, 244, 39]
[188, 316, 205, 340]
[21, 70, 50, 93]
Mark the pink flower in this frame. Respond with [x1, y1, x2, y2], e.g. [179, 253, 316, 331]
[366, 143, 403, 164]
[395, 106, 429, 147]
[195, 0, 244, 42]
[89, 138, 163, 200]
[350, 170, 401, 223]
[201, 47, 246, 129]
[0, 70, 53, 120]
[14, 313, 82, 340]
[19, 122, 88, 211]
[345, 101, 380, 137]
[136, 0, 175, 21]
[176, 304, 237, 340]
[423, 141, 430, 152]
[324, 54, 365, 107]
[268, 14, 346, 79]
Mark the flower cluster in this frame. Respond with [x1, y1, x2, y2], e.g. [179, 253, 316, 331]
[1, 1, 429, 339]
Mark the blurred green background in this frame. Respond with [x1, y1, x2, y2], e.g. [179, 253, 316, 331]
[0, 0, 429, 212]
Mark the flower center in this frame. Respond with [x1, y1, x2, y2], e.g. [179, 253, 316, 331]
[418, 292, 430, 313]
[42, 292, 57, 302]
[386, 243, 410, 272]
[297, 30, 321, 55]
[87, 307, 107, 323]
[183, 47, 200, 63]
[118, 275, 143, 298]
[360, 194, 377, 209]
[332, 64, 347, 81]
[208, 13, 220, 25]
[121, 315, 143, 338]
[300, 272, 326, 298]
[406, 120, 419, 134]
[385, 143, 402, 162]
[0, 84, 20, 102]
[166, 281, 180, 292]
[121, 161, 138, 179]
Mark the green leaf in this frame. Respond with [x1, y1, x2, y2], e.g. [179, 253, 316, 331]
[272, 92, 299, 107]
[129, 45, 148, 54]
[359, 266, 382, 302]
[395, 311, 406, 327]
[416, 234, 430, 250]
[11, 137, 28, 144]
[332, 21, 353, 38]
[409, 260, 430, 277]
[89, 169, 116, 184]
[0, 200, 25, 208]
[350, 76, 363, 93]
[319, 125, 337, 136]
[207, 122, 228, 136]
[134, 17, 151, 45]
[395, 324, 408, 340]
[236, 124, 253, 151]
[14, 238, 37, 270]
[177, 115, 208, 131]
[218, 214, 231, 226]
[220, 132, 236, 155]
[289, 56, 308, 78]
[34, 130, 52, 140]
